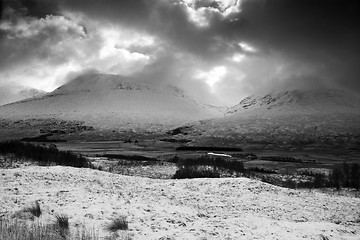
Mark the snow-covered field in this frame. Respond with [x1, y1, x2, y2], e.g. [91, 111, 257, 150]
[1, 166, 359, 239]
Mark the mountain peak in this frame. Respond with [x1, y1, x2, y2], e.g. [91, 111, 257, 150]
[52, 74, 152, 95]
[227, 88, 360, 115]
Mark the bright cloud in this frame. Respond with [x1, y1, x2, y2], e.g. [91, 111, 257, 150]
[0, 9, 153, 91]
[195, 66, 227, 92]
[239, 42, 257, 53]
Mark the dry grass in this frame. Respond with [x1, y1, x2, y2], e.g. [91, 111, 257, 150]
[54, 214, 70, 239]
[25, 201, 42, 218]
[0, 217, 60, 240]
[106, 216, 128, 232]
[0, 216, 99, 240]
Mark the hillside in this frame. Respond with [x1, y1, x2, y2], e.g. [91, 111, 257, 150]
[227, 89, 360, 115]
[181, 89, 360, 149]
[1, 166, 359, 239]
[0, 74, 222, 132]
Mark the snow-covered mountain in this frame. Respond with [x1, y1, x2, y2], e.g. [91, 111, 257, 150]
[0, 74, 222, 130]
[184, 89, 360, 148]
[226, 89, 360, 116]
[0, 86, 47, 106]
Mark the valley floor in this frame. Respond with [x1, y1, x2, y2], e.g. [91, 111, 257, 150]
[1, 166, 359, 239]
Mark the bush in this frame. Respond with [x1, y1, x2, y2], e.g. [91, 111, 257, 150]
[172, 155, 245, 179]
[107, 216, 128, 232]
[54, 214, 69, 238]
[176, 155, 245, 173]
[25, 201, 42, 218]
[0, 141, 92, 168]
[173, 166, 220, 179]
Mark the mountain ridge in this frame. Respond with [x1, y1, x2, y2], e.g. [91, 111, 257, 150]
[226, 88, 360, 116]
[0, 74, 222, 131]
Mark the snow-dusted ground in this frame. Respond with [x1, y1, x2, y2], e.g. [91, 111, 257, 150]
[1, 166, 359, 239]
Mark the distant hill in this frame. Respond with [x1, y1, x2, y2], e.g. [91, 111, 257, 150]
[0, 86, 47, 106]
[182, 89, 360, 149]
[227, 89, 360, 115]
[0, 74, 222, 132]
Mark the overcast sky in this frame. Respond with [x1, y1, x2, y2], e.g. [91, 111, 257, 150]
[0, 0, 359, 105]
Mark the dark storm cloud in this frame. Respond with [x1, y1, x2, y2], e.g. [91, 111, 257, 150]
[1, 0, 59, 18]
[60, 0, 237, 60]
[227, 0, 360, 90]
[57, 0, 360, 79]
[1, 0, 359, 104]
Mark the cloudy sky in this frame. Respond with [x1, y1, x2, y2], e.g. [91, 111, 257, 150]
[0, 0, 359, 105]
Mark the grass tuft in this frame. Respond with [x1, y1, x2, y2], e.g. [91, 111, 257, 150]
[54, 213, 70, 239]
[25, 201, 42, 218]
[106, 216, 128, 232]
[54, 213, 69, 230]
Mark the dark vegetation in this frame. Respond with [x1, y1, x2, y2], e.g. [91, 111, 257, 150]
[25, 201, 42, 218]
[260, 156, 316, 163]
[172, 155, 245, 179]
[107, 216, 128, 232]
[272, 162, 360, 190]
[160, 138, 191, 143]
[0, 141, 92, 168]
[54, 214, 70, 238]
[173, 165, 220, 178]
[102, 154, 157, 161]
[176, 146, 243, 152]
[21, 133, 67, 142]
[330, 162, 360, 190]
[248, 167, 277, 174]
[171, 155, 360, 191]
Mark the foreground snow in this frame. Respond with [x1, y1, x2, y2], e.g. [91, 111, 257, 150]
[1, 166, 359, 239]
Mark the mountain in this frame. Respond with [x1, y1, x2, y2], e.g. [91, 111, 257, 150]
[227, 89, 360, 115]
[0, 74, 222, 133]
[181, 89, 360, 149]
[0, 86, 47, 106]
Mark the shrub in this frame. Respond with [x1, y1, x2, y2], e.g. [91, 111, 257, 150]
[176, 155, 245, 173]
[25, 201, 42, 218]
[54, 214, 69, 239]
[0, 140, 92, 168]
[173, 166, 220, 179]
[106, 216, 128, 232]
[55, 214, 69, 230]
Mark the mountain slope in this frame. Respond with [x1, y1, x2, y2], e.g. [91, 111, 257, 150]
[227, 89, 360, 115]
[0, 74, 222, 130]
[0, 86, 47, 106]
[185, 89, 360, 148]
